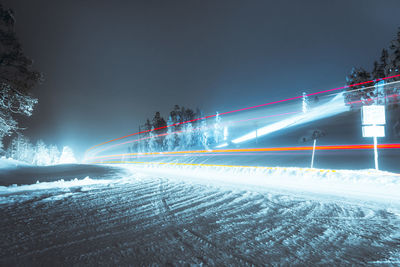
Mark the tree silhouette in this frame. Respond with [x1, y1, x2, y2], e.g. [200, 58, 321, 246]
[0, 5, 42, 147]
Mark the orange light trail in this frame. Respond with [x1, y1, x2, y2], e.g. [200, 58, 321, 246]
[86, 143, 400, 162]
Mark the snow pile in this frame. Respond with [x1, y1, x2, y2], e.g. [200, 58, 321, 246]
[0, 157, 30, 169]
[6, 136, 77, 166]
[0, 176, 119, 194]
[120, 163, 400, 204]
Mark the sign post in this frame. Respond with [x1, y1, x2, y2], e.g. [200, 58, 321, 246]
[311, 139, 316, 168]
[361, 105, 386, 170]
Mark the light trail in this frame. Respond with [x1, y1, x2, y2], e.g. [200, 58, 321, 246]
[230, 111, 300, 124]
[326, 79, 400, 97]
[232, 91, 347, 144]
[86, 143, 400, 162]
[346, 93, 399, 105]
[86, 74, 400, 153]
[231, 92, 400, 145]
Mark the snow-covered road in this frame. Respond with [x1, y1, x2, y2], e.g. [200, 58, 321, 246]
[1, 165, 400, 265]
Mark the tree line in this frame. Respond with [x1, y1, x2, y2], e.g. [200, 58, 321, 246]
[129, 105, 225, 154]
[6, 134, 76, 165]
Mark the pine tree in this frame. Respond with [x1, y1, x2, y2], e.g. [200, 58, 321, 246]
[170, 105, 181, 122]
[148, 126, 157, 152]
[163, 116, 176, 151]
[144, 119, 152, 131]
[182, 122, 193, 149]
[381, 49, 389, 68]
[184, 108, 195, 122]
[372, 60, 385, 80]
[345, 67, 373, 106]
[386, 27, 400, 80]
[33, 140, 50, 165]
[152, 112, 166, 129]
[213, 112, 223, 145]
[152, 111, 167, 147]
[48, 145, 60, 165]
[0, 5, 42, 146]
[200, 118, 209, 149]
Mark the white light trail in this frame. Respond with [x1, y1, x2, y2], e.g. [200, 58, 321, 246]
[232, 92, 349, 144]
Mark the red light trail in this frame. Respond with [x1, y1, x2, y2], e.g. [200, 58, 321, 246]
[346, 94, 399, 105]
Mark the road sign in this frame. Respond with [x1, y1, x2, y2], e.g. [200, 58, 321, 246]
[361, 105, 386, 125]
[361, 104, 386, 171]
[362, 125, 385, 138]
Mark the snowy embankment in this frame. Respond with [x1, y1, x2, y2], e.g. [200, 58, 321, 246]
[1, 160, 400, 264]
[0, 157, 30, 169]
[0, 158, 127, 186]
[117, 162, 400, 206]
[1, 155, 399, 207]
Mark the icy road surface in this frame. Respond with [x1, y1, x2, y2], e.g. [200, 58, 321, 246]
[1, 166, 400, 265]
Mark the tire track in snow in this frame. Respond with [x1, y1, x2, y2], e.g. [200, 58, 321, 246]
[1, 175, 400, 265]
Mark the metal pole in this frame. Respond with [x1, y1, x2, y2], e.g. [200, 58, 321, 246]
[373, 135, 378, 170]
[311, 139, 316, 168]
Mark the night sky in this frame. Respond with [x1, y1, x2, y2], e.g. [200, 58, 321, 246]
[3, 0, 400, 158]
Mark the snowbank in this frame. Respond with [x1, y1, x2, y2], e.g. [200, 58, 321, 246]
[0, 157, 30, 169]
[0, 163, 127, 186]
[119, 162, 400, 204]
[0, 176, 121, 195]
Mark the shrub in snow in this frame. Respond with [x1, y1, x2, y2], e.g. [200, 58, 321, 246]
[58, 146, 77, 164]
[164, 116, 176, 151]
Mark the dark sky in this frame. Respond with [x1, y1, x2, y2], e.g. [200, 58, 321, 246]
[3, 0, 400, 158]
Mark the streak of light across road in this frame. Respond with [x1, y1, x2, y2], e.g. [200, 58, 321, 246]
[230, 111, 300, 124]
[86, 143, 400, 163]
[86, 74, 400, 153]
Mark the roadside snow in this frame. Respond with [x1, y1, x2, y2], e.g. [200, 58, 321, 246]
[0, 176, 121, 194]
[1, 163, 399, 265]
[118, 163, 400, 206]
[0, 157, 30, 169]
